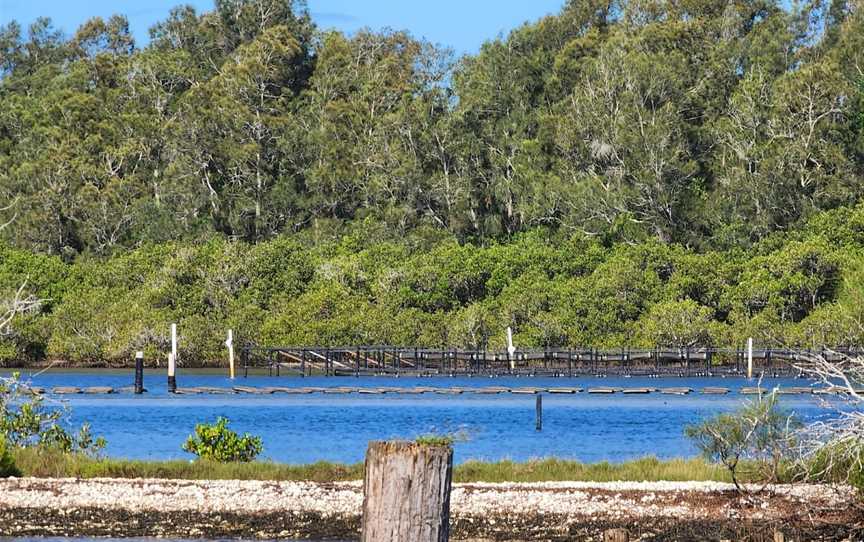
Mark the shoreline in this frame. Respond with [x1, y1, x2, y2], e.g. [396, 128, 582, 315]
[0, 477, 860, 541]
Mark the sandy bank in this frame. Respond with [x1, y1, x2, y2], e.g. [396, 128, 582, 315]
[0, 477, 860, 540]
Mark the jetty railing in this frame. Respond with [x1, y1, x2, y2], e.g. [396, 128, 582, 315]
[239, 345, 863, 377]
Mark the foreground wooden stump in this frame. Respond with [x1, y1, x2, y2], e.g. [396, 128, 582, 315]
[361, 440, 453, 542]
[604, 528, 629, 542]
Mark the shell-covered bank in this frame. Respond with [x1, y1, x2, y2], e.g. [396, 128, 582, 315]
[0, 478, 860, 541]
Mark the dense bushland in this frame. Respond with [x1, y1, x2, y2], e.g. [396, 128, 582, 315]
[0, 0, 862, 251]
[1, 203, 863, 365]
[2, 0, 864, 364]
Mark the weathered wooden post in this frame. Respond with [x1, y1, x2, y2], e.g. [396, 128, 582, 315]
[361, 441, 453, 542]
[134, 351, 144, 394]
[603, 528, 629, 542]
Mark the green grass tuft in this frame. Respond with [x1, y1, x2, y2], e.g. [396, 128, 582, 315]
[11, 447, 741, 483]
[415, 434, 455, 447]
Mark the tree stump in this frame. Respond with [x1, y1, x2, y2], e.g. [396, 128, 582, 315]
[361, 440, 453, 542]
[603, 528, 629, 542]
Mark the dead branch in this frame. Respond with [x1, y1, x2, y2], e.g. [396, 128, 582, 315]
[793, 350, 864, 494]
[0, 280, 42, 335]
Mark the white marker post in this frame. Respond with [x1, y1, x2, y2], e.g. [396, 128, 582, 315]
[507, 326, 516, 371]
[226, 329, 235, 379]
[747, 337, 753, 379]
[169, 323, 178, 392]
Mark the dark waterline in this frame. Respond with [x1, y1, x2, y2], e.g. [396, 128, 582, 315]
[2, 369, 840, 464]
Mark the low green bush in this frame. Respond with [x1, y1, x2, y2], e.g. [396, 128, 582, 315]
[685, 390, 800, 491]
[0, 435, 21, 477]
[182, 417, 263, 462]
[0, 373, 106, 455]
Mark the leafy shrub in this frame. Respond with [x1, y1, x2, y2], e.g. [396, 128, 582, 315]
[0, 373, 106, 455]
[415, 434, 455, 447]
[685, 390, 800, 491]
[0, 434, 20, 477]
[183, 417, 263, 462]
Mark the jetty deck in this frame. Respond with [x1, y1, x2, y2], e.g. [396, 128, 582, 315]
[239, 345, 859, 378]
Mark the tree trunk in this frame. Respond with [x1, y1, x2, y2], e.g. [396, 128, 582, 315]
[361, 441, 453, 542]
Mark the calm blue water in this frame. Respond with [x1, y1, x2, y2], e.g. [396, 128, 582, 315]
[2, 370, 840, 464]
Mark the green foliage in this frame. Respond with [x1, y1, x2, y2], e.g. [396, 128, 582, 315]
[0, 373, 106, 455]
[0, 434, 21, 477]
[685, 391, 801, 491]
[0, 209, 862, 365]
[414, 434, 455, 447]
[1, 0, 864, 362]
[182, 417, 263, 462]
[1, 0, 863, 254]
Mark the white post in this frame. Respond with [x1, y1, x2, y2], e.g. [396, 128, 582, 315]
[168, 353, 177, 392]
[169, 323, 178, 393]
[507, 326, 516, 371]
[226, 329, 235, 379]
[747, 337, 753, 379]
[171, 323, 178, 365]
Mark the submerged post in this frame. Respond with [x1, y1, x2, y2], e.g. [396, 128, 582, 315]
[747, 337, 753, 379]
[536, 393, 542, 431]
[361, 441, 453, 542]
[134, 351, 144, 394]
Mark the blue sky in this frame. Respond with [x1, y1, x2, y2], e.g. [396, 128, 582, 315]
[0, 0, 567, 54]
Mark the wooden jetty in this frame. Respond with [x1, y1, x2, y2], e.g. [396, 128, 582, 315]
[239, 345, 856, 378]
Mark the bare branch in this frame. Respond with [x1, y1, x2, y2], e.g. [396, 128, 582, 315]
[793, 351, 864, 492]
[0, 280, 42, 336]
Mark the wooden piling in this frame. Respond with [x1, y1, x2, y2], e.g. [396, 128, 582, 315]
[536, 394, 542, 432]
[168, 353, 177, 393]
[134, 351, 144, 394]
[603, 528, 629, 542]
[361, 440, 453, 542]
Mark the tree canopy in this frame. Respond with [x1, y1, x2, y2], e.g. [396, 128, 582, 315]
[2, 0, 862, 253]
[1, 0, 863, 362]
